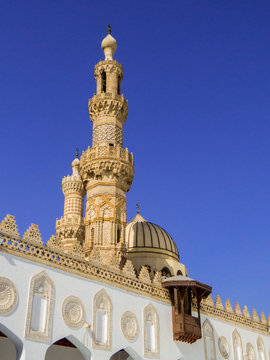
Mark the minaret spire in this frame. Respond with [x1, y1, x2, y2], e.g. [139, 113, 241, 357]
[80, 32, 134, 262]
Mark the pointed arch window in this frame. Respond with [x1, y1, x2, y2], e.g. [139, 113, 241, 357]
[143, 303, 159, 358]
[117, 75, 121, 95]
[203, 320, 216, 360]
[93, 289, 112, 350]
[232, 329, 243, 360]
[257, 337, 266, 360]
[25, 270, 54, 341]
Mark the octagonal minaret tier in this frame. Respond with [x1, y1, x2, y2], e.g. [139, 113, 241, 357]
[56, 155, 85, 252]
[80, 29, 135, 261]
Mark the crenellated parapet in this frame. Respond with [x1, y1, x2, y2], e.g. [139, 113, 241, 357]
[62, 175, 85, 196]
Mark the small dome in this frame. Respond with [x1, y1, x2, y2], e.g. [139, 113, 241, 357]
[72, 157, 80, 176]
[101, 34, 117, 60]
[126, 213, 179, 260]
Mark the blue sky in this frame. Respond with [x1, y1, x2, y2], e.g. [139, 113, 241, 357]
[1, 1, 269, 316]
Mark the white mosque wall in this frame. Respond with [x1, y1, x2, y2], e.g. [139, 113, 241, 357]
[0, 251, 269, 360]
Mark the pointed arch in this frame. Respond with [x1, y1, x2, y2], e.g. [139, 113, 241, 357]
[203, 319, 216, 360]
[45, 335, 91, 360]
[257, 336, 266, 360]
[143, 303, 159, 358]
[232, 329, 243, 360]
[92, 289, 112, 350]
[25, 270, 54, 341]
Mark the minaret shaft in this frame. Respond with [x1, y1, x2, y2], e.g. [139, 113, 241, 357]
[80, 32, 134, 262]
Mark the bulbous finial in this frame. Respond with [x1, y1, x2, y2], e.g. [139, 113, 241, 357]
[72, 149, 80, 176]
[101, 25, 117, 60]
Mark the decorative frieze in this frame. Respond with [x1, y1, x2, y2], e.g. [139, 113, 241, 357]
[0, 277, 18, 314]
[62, 296, 85, 328]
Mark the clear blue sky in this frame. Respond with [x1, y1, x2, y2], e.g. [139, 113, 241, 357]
[1, 1, 269, 316]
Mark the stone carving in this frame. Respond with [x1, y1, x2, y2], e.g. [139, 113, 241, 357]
[214, 295, 224, 310]
[152, 271, 162, 287]
[122, 260, 136, 278]
[234, 302, 242, 315]
[92, 289, 112, 350]
[0, 277, 18, 314]
[23, 224, 43, 245]
[89, 96, 128, 124]
[257, 336, 266, 359]
[252, 309, 259, 322]
[203, 320, 216, 360]
[46, 235, 63, 251]
[218, 336, 230, 359]
[143, 303, 159, 357]
[138, 266, 151, 284]
[0, 214, 19, 237]
[93, 124, 122, 146]
[225, 299, 233, 312]
[260, 312, 266, 324]
[62, 296, 85, 328]
[62, 178, 85, 196]
[89, 248, 102, 265]
[25, 270, 54, 341]
[203, 294, 214, 306]
[70, 241, 84, 258]
[246, 343, 255, 360]
[121, 311, 139, 341]
[243, 305, 251, 319]
[94, 60, 124, 79]
[232, 329, 243, 360]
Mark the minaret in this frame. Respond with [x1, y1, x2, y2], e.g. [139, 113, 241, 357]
[56, 153, 85, 252]
[80, 28, 134, 262]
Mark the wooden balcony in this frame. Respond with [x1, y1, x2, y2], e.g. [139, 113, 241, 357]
[162, 275, 212, 344]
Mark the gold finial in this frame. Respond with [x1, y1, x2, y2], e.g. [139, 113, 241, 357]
[136, 202, 140, 214]
[76, 148, 79, 159]
[108, 24, 111, 34]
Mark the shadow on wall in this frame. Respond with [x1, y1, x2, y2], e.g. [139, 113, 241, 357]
[0, 324, 23, 360]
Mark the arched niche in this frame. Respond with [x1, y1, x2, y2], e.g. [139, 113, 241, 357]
[0, 323, 23, 360]
[25, 270, 54, 341]
[143, 303, 159, 358]
[92, 289, 112, 350]
[257, 336, 266, 360]
[45, 337, 91, 360]
[203, 319, 216, 360]
[232, 329, 243, 360]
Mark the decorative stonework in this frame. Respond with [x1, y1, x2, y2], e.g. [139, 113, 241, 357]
[257, 336, 266, 360]
[93, 124, 123, 146]
[143, 303, 159, 358]
[46, 235, 63, 251]
[23, 224, 43, 245]
[0, 214, 19, 237]
[89, 95, 128, 124]
[122, 260, 136, 278]
[94, 60, 124, 80]
[0, 277, 18, 314]
[225, 299, 233, 312]
[246, 343, 256, 360]
[152, 272, 162, 287]
[203, 320, 216, 360]
[218, 336, 230, 359]
[92, 289, 112, 350]
[139, 266, 151, 284]
[25, 270, 54, 342]
[243, 305, 251, 319]
[62, 296, 85, 328]
[121, 311, 139, 341]
[232, 329, 243, 360]
[214, 295, 224, 310]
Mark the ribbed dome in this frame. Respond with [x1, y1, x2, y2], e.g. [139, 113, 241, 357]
[126, 213, 179, 260]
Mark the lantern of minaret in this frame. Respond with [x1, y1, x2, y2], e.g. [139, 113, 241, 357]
[56, 156, 85, 252]
[80, 30, 135, 262]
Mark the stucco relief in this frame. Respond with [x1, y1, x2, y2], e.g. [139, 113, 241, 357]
[25, 270, 54, 341]
[246, 343, 256, 360]
[121, 311, 139, 341]
[143, 303, 159, 358]
[218, 336, 230, 359]
[62, 296, 85, 328]
[203, 320, 216, 360]
[0, 277, 18, 314]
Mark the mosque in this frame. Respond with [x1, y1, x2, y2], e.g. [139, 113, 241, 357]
[0, 30, 269, 360]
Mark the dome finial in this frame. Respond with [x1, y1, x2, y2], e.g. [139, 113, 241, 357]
[136, 202, 140, 214]
[76, 147, 79, 159]
[101, 28, 117, 60]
